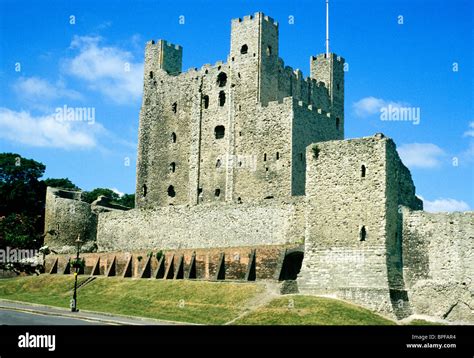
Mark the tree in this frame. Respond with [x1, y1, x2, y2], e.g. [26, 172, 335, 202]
[0, 153, 47, 249]
[117, 193, 135, 208]
[0, 153, 46, 217]
[43, 178, 80, 191]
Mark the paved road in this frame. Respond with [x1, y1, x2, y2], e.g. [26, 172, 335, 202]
[0, 299, 186, 325]
[0, 309, 107, 325]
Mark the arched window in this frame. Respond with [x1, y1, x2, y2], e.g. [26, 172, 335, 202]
[215, 189, 221, 197]
[240, 44, 248, 54]
[336, 117, 340, 130]
[203, 95, 209, 109]
[266, 46, 272, 56]
[171, 132, 177, 143]
[216, 159, 222, 168]
[217, 72, 227, 87]
[167, 185, 176, 198]
[172, 102, 177, 114]
[263, 153, 267, 161]
[359, 226, 366, 241]
[219, 91, 226, 106]
[214, 126, 225, 139]
[142, 184, 147, 197]
[361, 165, 366, 178]
[169, 162, 176, 173]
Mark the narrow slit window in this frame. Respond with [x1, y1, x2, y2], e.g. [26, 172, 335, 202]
[219, 91, 226, 106]
[171, 132, 177, 143]
[361, 165, 366, 178]
[167, 185, 176, 198]
[359, 226, 367, 241]
[172, 102, 177, 114]
[203, 95, 209, 109]
[169, 162, 176, 173]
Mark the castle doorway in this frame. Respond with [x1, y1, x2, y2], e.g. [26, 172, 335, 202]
[278, 251, 304, 280]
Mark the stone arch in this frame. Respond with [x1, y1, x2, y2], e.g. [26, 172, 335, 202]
[278, 249, 304, 281]
[217, 72, 227, 87]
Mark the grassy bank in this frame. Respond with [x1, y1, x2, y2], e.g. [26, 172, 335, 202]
[0, 275, 396, 325]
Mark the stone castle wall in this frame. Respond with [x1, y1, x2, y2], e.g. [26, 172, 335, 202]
[97, 199, 306, 252]
[402, 208, 474, 323]
[297, 135, 422, 319]
[43, 187, 97, 253]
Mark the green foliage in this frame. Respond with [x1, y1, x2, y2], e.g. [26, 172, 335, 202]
[156, 250, 164, 261]
[0, 213, 42, 248]
[117, 193, 135, 208]
[0, 153, 46, 217]
[43, 178, 80, 190]
[137, 256, 143, 262]
[70, 258, 85, 269]
[0, 153, 48, 249]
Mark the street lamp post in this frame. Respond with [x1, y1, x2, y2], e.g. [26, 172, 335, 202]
[71, 235, 83, 312]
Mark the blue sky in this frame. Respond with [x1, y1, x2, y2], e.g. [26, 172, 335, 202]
[0, 0, 472, 212]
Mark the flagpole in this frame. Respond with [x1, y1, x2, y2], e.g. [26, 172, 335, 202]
[326, 0, 330, 57]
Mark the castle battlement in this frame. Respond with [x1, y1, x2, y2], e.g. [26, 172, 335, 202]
[232, 12, 278, 27]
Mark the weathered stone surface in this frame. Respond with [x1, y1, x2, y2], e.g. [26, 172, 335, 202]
[42, 12, 473, 323]
[97, 199, 305, 251]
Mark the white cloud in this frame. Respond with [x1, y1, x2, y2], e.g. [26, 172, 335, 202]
[422, 197, 471, 213]
[463, 121, 474, 138]
[64, 36, 143, 104]
[353, 96, 408, 118]
[111, 188, 124, 197]
[13, 76, 82, 102]
[397, 143, 446, 169]
[0, 107, 102, 149]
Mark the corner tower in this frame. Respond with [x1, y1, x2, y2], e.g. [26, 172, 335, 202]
[310, 53, 345, 135]
[229, 13, 280, 106]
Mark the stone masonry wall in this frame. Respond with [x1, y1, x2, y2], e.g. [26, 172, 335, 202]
[97, 199, 305, 252]
[44, 187, 97, 253]
[298, 135, 419, 319]
[402, 207, 474, 323]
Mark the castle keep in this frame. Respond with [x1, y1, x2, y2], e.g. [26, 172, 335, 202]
[43, 13, 473, 323]
[136, 13, 343, 207]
